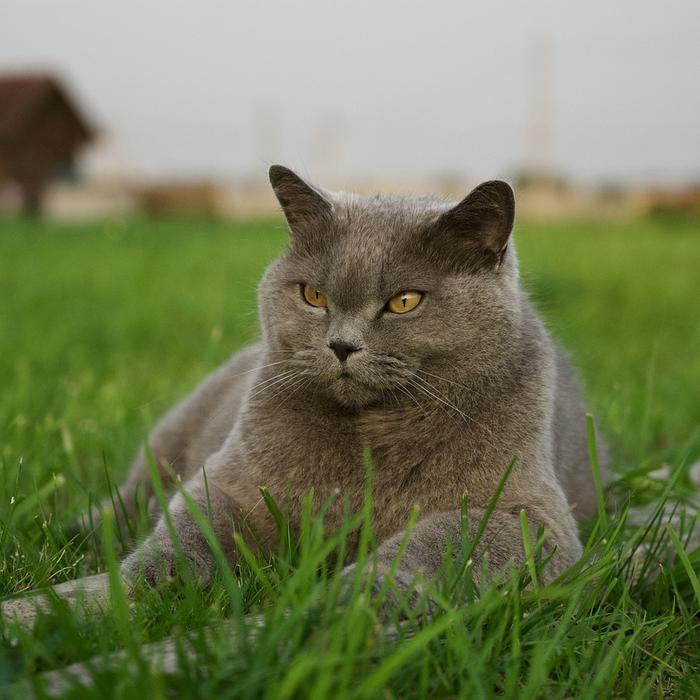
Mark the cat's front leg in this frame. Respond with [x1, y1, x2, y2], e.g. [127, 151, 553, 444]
[343, 504, 581, 613]
[120, 474, 239, 586]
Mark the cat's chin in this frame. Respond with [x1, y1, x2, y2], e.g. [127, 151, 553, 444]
[327, 377, 381, 411]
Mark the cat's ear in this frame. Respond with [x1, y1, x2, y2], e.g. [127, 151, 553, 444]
[429, 180, 515, 271]
[269, 165, 333, 241]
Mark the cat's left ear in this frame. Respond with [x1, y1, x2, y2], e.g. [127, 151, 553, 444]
[429, 180, 515, 271]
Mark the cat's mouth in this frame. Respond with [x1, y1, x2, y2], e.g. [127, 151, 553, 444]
[287, 347, 414, 407]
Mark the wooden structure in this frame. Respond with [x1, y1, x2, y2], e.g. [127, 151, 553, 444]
[0, 73, 93, 215]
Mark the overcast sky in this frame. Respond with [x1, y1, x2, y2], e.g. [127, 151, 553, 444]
[3, 0, 699, 185]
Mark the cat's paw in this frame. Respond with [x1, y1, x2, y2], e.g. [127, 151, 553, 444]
[340, 562, 431, 620]
[120, 536, 215, 588]
[68, 499, 143, 545]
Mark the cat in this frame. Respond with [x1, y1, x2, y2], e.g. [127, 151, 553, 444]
[117, 165, 608, 595]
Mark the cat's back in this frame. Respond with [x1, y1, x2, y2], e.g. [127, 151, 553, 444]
[516, 294, 606, 522]
[552, 348, 608, 521]
[179, 343, 263, 476]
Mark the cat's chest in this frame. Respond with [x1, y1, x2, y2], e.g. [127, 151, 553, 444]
[253, 402, 465, 494]
[235, 399, 497, 538]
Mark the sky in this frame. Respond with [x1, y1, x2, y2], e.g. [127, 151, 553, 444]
[2, 0, 700, 185]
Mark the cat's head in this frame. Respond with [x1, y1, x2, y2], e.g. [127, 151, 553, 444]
[258, 165, 521, 409]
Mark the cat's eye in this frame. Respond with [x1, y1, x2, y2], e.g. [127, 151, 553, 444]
[302, 284, 328, 309]
[387, 291, 423, 314]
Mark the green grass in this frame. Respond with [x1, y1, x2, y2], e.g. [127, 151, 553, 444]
[1, 215, 699, 698]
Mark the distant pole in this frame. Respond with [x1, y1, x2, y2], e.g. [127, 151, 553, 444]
[312, 115, 345, 177]
[19, 178, 44, 216]
[254, 103, 282, 169]
[527, 35, 554, 177]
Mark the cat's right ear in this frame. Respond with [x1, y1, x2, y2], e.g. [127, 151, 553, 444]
[427, 180, 515, 272]
[269, 165, 333, 244]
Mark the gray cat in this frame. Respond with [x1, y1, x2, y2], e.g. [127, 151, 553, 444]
[118, 165, 607, 594]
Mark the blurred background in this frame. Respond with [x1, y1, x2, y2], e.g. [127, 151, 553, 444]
[2, 3, 700, 688]
[2, 0, 700, 218]
[0, 0, 699, 479]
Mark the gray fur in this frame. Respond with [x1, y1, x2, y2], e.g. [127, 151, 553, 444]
[119, 165, 608, 594]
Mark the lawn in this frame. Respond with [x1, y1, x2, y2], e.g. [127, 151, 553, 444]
[1, 214, 699, 698]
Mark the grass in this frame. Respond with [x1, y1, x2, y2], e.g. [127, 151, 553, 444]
[0, 214, 699, 698]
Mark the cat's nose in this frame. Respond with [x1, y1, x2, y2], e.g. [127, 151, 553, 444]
[328, 340, 361, 363]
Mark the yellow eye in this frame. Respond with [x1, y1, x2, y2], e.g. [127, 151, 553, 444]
[302, 284, 328, 308]
[387, 291, 423, 314]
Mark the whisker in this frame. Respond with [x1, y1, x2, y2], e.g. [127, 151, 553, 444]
[133, 358, 293, 412]
[406, 378, 467, 435]
[265, 372, 309, 407]
[385, 386, 402, 409]
[247, 370, 301, 402]
[409, 373, 496, 439]
[276, 374, 314, 409]
[216, 358, 293, 384]
[148, 363, 297, 471]
[246, 368, 298, 394]
[128, 358, 305, 498]
[408, 376, 465, 417]
[415, 368, 488, 400]
[394, 382, 428, 415]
